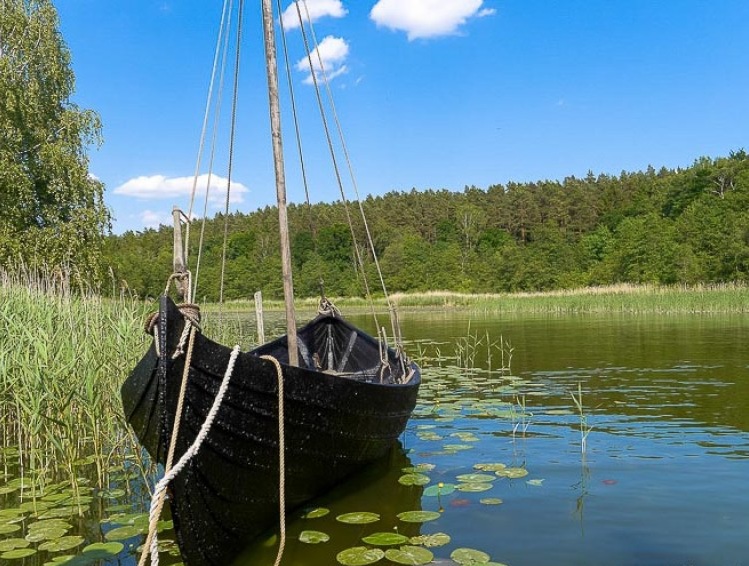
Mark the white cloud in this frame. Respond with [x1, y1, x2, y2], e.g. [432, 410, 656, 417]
[113, 173, 249, 207]
[370, 0, 495, 40]
[295, 35, 349, 84]
[281, 0, 347, 30]
[139, 209, 171, 230]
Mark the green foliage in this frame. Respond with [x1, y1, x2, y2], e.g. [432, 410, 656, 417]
[0, 0, 109, 277]
[103, 151, 749, 299]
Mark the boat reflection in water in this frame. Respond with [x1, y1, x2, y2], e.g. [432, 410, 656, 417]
[233, 443, 424, 565]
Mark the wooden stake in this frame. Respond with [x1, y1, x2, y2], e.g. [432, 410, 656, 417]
[254, 290, 266, 344]
[172, 206, 188, 300]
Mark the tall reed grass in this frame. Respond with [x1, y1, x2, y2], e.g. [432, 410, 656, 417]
[388, 283, 749, 313]
[0, 268, 151, 492]
[204, 283, 749, 314]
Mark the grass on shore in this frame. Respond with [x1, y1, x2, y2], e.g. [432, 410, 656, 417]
[207, 283, 749, 314]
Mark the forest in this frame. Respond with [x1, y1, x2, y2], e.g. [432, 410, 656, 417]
[102, 151, 749, 301]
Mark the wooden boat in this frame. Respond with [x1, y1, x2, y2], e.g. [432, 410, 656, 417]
[120, 1, 420, 565]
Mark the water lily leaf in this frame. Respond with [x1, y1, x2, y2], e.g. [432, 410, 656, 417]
[80, 541, 125, 559]
[104, 525, 143, 540]
[456, 482, 493, 493]
[361, 532, 409, 546]
[456, 473, 496, 483]
[43, 554, 76, 564]
[0, 523, 21, 535]
[336, 546, 384, 565]
[302, 507, 330, 519]
[0, 538, 30, 552]
[443, 444, 473, 451]
[409, 532, 451, 547]
[401, 463, 435, 473]
[423, 483, 456, 497]
[39, 535, 84, 552]
[451, 547, 491, 564]
[398, 473, 430, 486]
[474, 463, 507, 472]
[19, 501, 50, 513]
[1, 548, 37, 559]
[497, 467, 528, 479]
[527, 479, 545, 486]
[0, 509, 24, 520]
[104, 488, 126, 498]
[480, 498, 504, 505]
[384, 545, 434, 565]
[299, 530, 330, 544]
[396, 510, 441, 523]
[25, 527, 68, 542]
[336, 512, 380, 524]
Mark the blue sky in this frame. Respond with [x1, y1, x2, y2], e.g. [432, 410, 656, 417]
[56, 0, 749, 234]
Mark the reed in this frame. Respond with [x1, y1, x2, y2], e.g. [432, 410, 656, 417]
[0, 268, 151, 492]
[570, 382, 593, 454]
[388, 283, 749, 313]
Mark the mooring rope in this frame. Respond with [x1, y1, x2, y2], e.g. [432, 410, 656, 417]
[260, 354, 288, 566]
[138, 341, 241, 566]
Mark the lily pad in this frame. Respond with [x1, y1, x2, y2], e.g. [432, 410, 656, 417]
[336, 512, 380, 525]
[409, 532, 451, 547]
[299, 530, 330, 544]
[25, 527, 68, 542]
[451, 547, 491, 564]
[401, 463, 435, 473]
[0, 523, 21, 535]
[480, 498, 504, 505]
[336, 546, 384, 565]
[38, 536, 85, 552]
[398, 473, 430, 486]
[396, 510, 441, 523]
[302, 507, 330, 519]
[79, 541, 125, 559]
[456, 473, 496, 483]
[497, 467, 528, 479]
[104, 525, 143, 540]
[1, 548, 38, 559]
[43, 554, 76, 565]
[527, 478, 544, 486]
[361, 532, 409, 546]
[474, 463, 507, 472]
[423, 483, 456, 497]
[456, 482, 493, 493]
[384, 545, 434, 565]
[0, 538, 30, 552]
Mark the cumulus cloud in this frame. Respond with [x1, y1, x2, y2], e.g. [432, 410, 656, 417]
[370, 0, 495, 40]
[139, 209, 172, 230]
[113, 173, 249, 207]
[295, 35, 349, 84]
[281, 0, 347, 30]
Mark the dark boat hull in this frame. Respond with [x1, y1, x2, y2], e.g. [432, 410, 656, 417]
[121, 296, 420, 565]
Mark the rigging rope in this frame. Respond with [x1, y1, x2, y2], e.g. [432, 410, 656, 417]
[218, 0, 244, 315]
[193, 1, 235, 300]
[185, 0, 232, 272]
[297, 0, 404, 354]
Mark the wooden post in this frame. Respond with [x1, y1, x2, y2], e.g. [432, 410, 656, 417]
[172, 206, 188, 300]
[262, 0, 298, 366]
[254, 291, 265, 345]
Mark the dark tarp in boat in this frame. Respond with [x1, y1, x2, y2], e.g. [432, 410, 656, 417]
[121, 296, 420, 565]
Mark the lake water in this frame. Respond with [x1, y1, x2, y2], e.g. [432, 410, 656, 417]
[2, 311, 748, 565]
[236, 311, 749, 566]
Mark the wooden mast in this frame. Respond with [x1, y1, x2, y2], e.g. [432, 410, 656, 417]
[261, 0, 298, 366]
